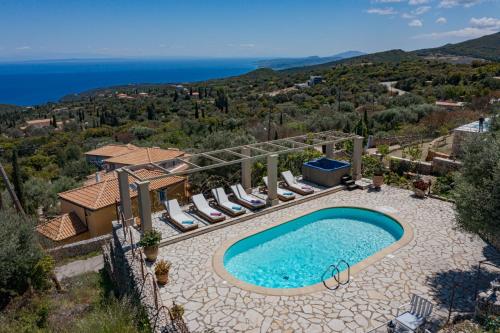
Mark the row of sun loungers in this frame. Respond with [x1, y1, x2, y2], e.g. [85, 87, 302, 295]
[163, 170, 315, 232]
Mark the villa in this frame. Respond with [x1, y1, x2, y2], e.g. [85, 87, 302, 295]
[101, 130, 499, 333]
[37, 168, 187, 244]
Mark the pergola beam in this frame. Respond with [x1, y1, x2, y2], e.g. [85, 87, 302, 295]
[201, 153, 226, 164]
[123, 131, 360, 181]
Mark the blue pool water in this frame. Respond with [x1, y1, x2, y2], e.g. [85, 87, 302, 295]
[223, 207, 403, 289]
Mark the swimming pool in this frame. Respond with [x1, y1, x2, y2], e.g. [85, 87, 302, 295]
[221, 207, 404, 290]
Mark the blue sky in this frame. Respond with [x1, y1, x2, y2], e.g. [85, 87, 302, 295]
[0, 0, 499, 60]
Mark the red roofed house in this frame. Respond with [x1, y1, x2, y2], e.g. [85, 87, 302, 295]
[37, 169, 187, 244]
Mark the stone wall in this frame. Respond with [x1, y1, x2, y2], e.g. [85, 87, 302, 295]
[426, 150, 450, 162]
[432, 157, 462, 176]
[103, 222, 178, 333]
[389, 156, 462, 176]
[389, 156, 433, 175]
[49, 234, 112, 261]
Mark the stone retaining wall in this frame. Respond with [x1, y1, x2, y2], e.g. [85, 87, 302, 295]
[49, 234, 112, 261]
[432, 157, 462, 176]
[389, 156, 433, 175]
[389, 156, 462, 176]
[103, 222, 176, 333]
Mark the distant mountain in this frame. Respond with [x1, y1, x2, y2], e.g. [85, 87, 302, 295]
[256, 51, 365, 70]
[413, 32, 500, 62]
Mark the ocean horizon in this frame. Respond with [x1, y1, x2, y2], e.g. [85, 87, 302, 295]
[0, 58, 259, 106]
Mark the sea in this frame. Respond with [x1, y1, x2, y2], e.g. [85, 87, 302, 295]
[0, 58, 259, 106]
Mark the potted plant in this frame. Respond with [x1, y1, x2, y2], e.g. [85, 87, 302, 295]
[139, 229, 162, 262]
[372, 163, 385, 189]
[412, 178, 429, 198]
[169, 302, 185, 321]
[154, 259, 172, 285]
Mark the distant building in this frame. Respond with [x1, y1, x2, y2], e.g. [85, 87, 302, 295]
[435, 100, 465, 110]
[294, 83, 309, 89]
[37, 169, 187, 244]
[116, 93, 134, 99]
[308, 76, 323, 87]
[452, 118, 490, 157]
[19, 118, 62, 131]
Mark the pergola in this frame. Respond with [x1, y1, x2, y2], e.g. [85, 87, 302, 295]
[116, 130, 363, 232]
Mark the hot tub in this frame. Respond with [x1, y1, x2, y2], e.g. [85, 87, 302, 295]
[302, 158, 351, 187]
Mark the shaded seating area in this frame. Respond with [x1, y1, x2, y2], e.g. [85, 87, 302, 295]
[211, 187, 246, 217]
[281, 170, 314, 195]
[262, 176, 295, 201]
[163, 199, 199, 232]
[230, 184, 266, 210]
[115, 130, 363, 238]
[191, 194, 226, 223]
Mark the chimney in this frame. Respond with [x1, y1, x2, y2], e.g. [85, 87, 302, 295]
[96, 172, 101, 183]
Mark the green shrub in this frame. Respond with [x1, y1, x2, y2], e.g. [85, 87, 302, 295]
[138, 230, 162, 247]
[0, 209, 52, 308]
[453, 132, 500, 240]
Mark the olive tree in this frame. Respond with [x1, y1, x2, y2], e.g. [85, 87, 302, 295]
[453, 130, 500, 243]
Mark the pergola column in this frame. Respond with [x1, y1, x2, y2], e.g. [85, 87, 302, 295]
[266, 154, 279, 206]
[352, 136, 363, 180]
[136, 180, 152, 233]
[325, 143, 334, 159]
[241, 146, 252, 194]
[117, 169, 133, 226]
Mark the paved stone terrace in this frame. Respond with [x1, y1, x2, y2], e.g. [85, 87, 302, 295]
[156, 186, 498, 333]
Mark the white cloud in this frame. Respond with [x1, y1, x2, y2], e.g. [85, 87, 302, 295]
[409, 0, 431, 5]
[409, 19, 424, 27]
[436, 17, 447, 24]
[366, 7, 398, 15]
[413, 6, 432, 14]
[239, 43, 255, 48]
[16, 46, 31, 50]
[438, 0, 483, 8]
[374, 0, 403, 2]
[470, 17, 500, 28]
[402, 12, 415, 19]
[414, 26, 497, 39]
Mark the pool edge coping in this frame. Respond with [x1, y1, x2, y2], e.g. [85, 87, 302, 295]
[212, 205, 414, 296]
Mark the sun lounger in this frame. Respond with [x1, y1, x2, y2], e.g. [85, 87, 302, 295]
[263, 176, 295, 201]
[281, 170, 314, 195]
[230, 184, 266, 210]
[163, 199, 199, 232]
[191, 194, 225, 223]
[211, 188, 246, 217]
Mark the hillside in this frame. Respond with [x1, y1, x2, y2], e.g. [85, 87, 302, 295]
[285, 49, 420, 73]
[257, 51, 365, 70]
[414, 32, 500, 61]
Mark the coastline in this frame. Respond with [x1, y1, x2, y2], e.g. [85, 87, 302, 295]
[0, 58, 260, 107]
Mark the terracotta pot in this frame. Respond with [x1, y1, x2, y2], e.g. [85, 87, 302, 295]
[156, 273, 169, 285]
[413, 187, 426, 198]
[144, 245, 159, 262]
[372, 175, 384, 188]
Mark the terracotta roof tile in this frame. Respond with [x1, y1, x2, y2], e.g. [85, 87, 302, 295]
[36, 212, 87, 241]
[84, 144, 139, 158]
[104, 147, 184, 166]
[58, 169, 185, 210]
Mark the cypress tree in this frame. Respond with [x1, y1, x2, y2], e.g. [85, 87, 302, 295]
[52, 115, 57, 128]
[12, 149, 24, 209]
[195, 103, 199, 119]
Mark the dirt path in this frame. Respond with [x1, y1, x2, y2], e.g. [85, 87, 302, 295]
[55, 255, 104, 280]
